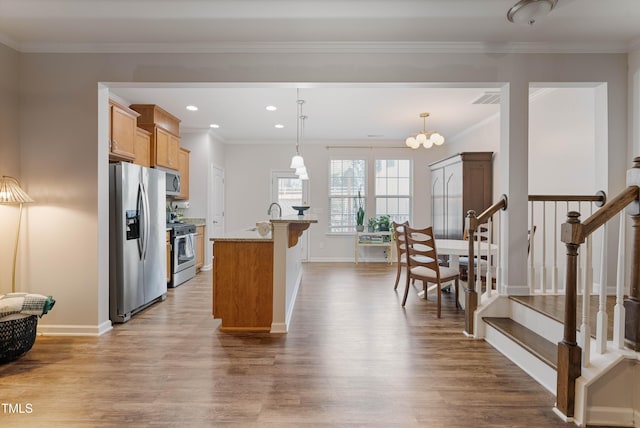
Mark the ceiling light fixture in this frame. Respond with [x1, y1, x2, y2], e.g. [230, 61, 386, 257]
[275, 124, 284, 129]
[186, 105, 198, 111]
[405, 113, 445, 149]
[209, 124, 220, 129]
[507, 0, 557, 25]
[266, 105, 277, 111]
[290, 89, 309, 180]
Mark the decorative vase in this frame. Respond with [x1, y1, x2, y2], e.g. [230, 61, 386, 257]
[356, 225, 364, 232]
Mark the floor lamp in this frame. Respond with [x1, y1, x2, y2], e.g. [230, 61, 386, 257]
[0, 176, 34, 293]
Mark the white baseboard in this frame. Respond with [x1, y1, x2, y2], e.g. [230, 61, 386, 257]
[270, 322, 287, 334]
[37, 319, 113, 336]
[307, 257, 390, 263]
[587, 406, 636, 427]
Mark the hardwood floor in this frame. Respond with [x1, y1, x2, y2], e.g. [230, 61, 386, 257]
[1, 263, 573, 427]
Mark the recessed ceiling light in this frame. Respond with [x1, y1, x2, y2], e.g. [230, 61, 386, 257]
[266, 105, 277, 111]
[186, 105, 198, 111]
[274, 124, 284, 129]
[209, 124, 220, 129]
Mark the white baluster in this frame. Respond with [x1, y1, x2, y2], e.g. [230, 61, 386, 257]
[580, 235, 592, 367]
[497, 211, 503, 295]
[486, 219, 493, 298]
[541, 201, 547, 293]
[552, 201, 558, 294]
[596, 224, 608, 354]
[613, 212, 626, 349]
[529, 202, 535, 294]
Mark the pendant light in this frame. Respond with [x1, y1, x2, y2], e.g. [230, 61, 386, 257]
[405, 112, 445, 149]
[290, 89, 309, 180]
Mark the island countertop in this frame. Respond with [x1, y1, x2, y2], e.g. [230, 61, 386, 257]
[210, 229, 273, 242]
[210, 215, 317, 243]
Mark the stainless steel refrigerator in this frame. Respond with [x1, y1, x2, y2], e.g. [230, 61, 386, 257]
[109, 162, 167, 323]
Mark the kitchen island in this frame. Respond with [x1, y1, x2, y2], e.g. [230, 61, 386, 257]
[211, 214, 317, 333]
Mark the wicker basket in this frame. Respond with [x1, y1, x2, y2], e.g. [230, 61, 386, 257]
[0, 315, 38, 364]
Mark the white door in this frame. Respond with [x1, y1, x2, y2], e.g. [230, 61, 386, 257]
[272, 171, 309, 260]
[210, 166, 225, 238]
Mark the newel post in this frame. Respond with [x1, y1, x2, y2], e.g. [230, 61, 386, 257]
[624, 157, 640, 350]
[464, 210, 478, 336]
[556, 211, 583, 418]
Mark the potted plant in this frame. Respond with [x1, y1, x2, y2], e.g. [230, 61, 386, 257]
[377, 215, 391, 231]
[367, 217, 377, 232]
[355, 191, 365, 232]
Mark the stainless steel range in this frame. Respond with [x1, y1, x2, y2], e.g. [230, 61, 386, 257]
[167, 223, 196, 288]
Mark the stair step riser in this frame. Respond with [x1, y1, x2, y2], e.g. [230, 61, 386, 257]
[485, 323, 557, 394]
[510, 299, 564, 344]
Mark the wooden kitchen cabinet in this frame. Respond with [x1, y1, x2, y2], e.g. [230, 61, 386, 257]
[109, 100, 139, 162]
[166, 230, 171, 284]
[154, 127, 180, 170]
[195, 225, 204, 271]
[429, 152, 493, 240]
[130, 104, 181, 171]
[176, 147, 190, 200]
[134, 127, 151, 167]
[213, 240, 273, 331]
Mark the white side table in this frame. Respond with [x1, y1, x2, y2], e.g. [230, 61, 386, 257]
[354, 231, 394, 264]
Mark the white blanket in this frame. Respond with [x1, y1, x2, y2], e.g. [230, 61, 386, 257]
[0, 292, 55, 320]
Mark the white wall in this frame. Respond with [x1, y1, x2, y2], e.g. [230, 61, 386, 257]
[5, 48, 629, 333]
[0, 43, 20, 295]
[179, 131, 226, 269]
[529, 88, 597, 194]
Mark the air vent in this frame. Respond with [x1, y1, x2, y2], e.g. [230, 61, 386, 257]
[472, 91, 501, 105]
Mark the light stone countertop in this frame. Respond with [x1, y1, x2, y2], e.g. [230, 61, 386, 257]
[210, 215, 317, 242]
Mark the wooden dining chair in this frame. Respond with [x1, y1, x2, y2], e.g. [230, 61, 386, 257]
[391, 221, 409, 290]
[402, 225, 460, 317]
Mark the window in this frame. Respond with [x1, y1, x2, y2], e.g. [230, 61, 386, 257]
[272, 171, 308, 217]
[375, 159, 411, 223]
[328, 159, 366, 233]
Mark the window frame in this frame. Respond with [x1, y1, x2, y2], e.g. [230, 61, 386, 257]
[327, 158, 367, 234]
[327, 156, 413, 234]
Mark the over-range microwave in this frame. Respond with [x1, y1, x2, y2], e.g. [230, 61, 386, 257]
[157, 167, 181, 196]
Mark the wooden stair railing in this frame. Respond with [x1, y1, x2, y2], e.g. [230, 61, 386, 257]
[557, 158, 640, 419]
[465, 194, 508, 335]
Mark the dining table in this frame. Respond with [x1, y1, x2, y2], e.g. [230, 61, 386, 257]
[435, 238, 499, 276]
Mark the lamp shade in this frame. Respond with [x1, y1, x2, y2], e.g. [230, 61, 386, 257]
[0, 176, 34, 204]
[290, 155, 305, 169]
[431, 133, 445, 146]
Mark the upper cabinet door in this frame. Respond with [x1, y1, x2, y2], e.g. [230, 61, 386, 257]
[110, 101, 138, 161]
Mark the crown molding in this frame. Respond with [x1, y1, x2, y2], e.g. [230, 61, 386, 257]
[0, 33, 20, 51]
[10, 40, 631, 55]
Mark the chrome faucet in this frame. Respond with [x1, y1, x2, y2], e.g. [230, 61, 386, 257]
[267, 202, 282, 219]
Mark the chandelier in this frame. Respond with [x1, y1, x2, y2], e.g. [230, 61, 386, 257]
[290, 89, 309, 180]
[405, 113, 445, 149]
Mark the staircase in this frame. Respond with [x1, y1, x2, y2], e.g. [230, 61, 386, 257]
[477, 295, 636, 427]
[482, 296, 562, 393]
